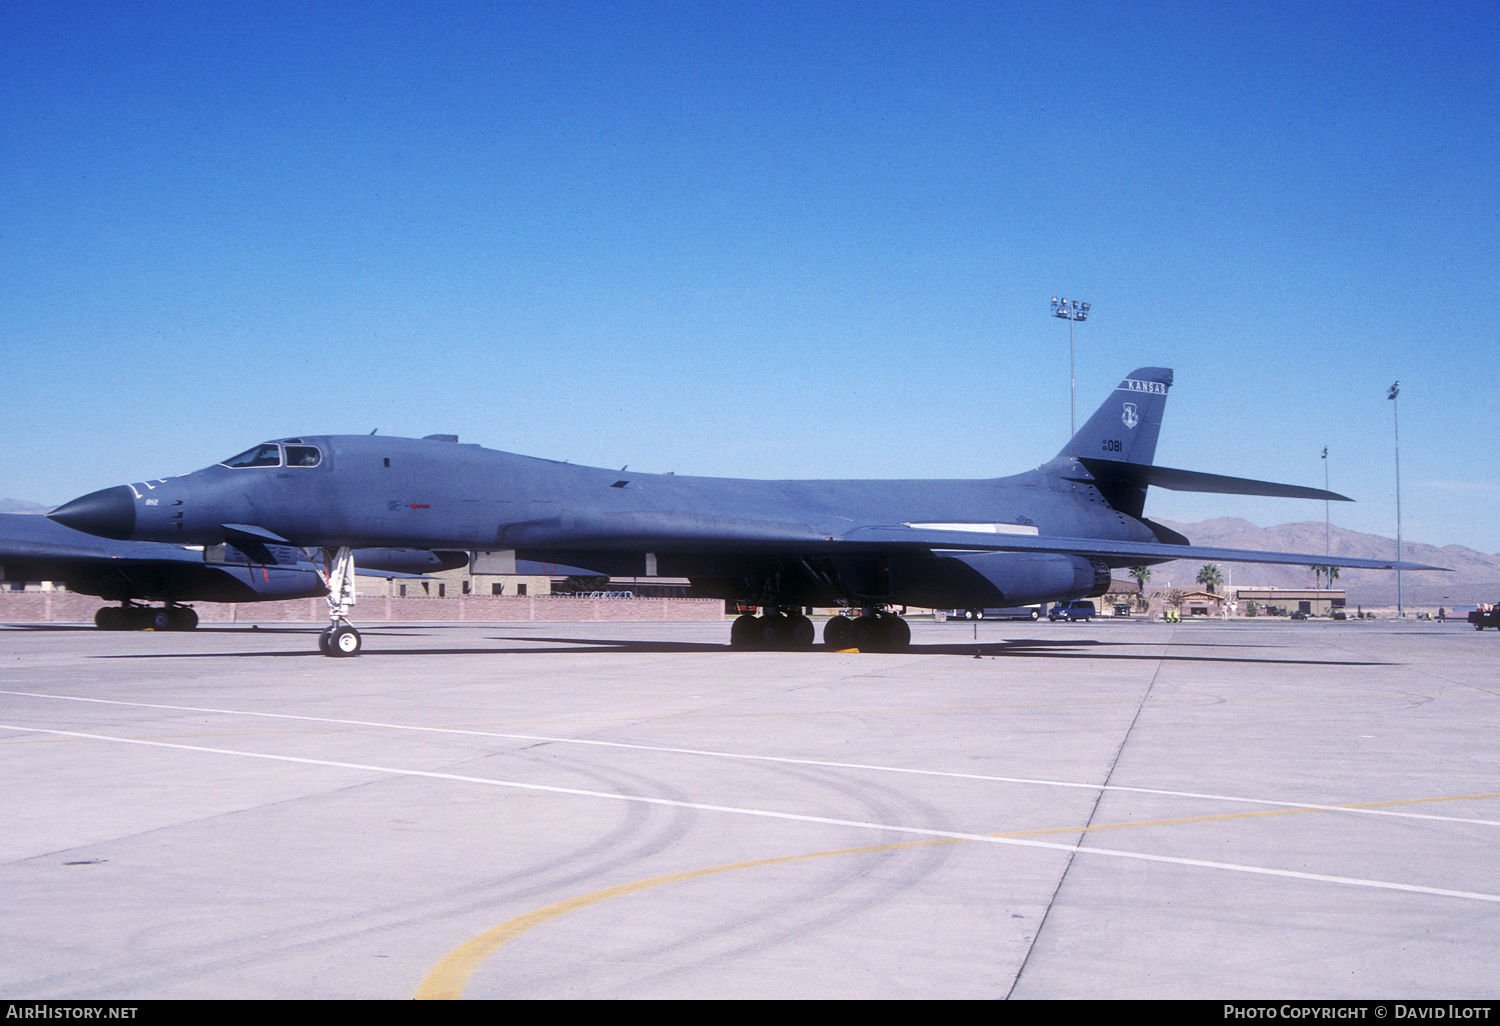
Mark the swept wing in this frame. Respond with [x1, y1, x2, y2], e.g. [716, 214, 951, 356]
[837, 524, 1444, 572]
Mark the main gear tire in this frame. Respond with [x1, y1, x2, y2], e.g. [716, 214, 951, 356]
[730, 613, 760, 649]
[824, 615, 854, 649]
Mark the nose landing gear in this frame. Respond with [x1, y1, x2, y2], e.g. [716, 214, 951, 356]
[315, 546, 361, 657]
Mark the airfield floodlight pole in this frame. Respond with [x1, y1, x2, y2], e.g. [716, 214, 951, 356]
[1051, 297, 1092, 436]
[1322, 447, 1330, 559]
[1389, 382, 1403, 618]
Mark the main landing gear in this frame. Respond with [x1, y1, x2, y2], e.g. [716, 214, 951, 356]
[315, 546, 361, 657]
[730, 608, 911, 652]
[823, 610, 910, 652]
[94, 603, 198, 631]
[729, 608, 817, 649]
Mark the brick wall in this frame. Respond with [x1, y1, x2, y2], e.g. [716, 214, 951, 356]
[0, 593, 724, 624]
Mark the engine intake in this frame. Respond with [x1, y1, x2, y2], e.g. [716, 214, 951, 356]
[1086, 559, 1112, 597]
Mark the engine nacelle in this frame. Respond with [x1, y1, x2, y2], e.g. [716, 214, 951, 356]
[887, 551, 1108, 609]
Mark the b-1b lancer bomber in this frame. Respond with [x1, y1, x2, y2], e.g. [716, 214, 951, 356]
[51, 368, 1444, 656]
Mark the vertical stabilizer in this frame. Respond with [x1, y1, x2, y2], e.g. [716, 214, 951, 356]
[1057, 367, 1173, 466]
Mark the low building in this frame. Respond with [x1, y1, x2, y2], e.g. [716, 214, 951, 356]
[1145, 585, 1348, 617]
[1101, 577, 1147, 615]
[1234, 588, 1346, 617]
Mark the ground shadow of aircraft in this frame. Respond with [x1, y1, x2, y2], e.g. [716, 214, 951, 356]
[51, 368, 1444, 654]
[80, 632, 1385, 669]
[0, 512, 465, 629]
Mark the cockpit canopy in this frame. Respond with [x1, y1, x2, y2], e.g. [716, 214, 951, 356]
[220, 441, 322, 469]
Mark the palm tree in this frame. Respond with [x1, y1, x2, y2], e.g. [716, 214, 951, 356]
[1310, 564, 1340, 590]
[1129, 566, 1152, 610]
[1196, 564, 1223, 594]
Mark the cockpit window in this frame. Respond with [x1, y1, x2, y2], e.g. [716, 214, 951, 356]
[285, 445, 322, 467]
[221, 444, 282, 468]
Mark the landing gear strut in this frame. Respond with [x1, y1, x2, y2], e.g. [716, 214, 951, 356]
[315, 546, 361, 657]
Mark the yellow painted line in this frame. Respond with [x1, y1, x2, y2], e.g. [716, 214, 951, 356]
[3, 710, 1497, 996]
[414, 842, 915, 1000]
[1349, 791, 1500, 809]
[1012, 795, 1500, 837]
[415, 788, 1500, 999]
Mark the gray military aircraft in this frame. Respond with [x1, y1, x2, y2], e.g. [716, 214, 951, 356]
[0, 512, 466, 629]
[50, 369, 1443, 655]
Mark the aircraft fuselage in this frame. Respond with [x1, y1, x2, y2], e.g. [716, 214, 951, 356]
[95, 435, 1157, 571]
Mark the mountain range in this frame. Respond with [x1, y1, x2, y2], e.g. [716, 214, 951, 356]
[1150, 518, 1500, 610]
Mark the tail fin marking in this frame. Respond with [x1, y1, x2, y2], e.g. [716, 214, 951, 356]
[1057, 367, 1173, 467]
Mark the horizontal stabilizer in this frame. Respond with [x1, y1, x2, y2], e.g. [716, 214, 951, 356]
[1075, 458, 1351, 502]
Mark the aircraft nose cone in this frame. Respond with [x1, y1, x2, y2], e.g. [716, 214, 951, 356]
[49, 486, 137, 540]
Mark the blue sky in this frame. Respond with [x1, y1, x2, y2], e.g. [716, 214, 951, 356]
[4, 1, 1497, 551]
